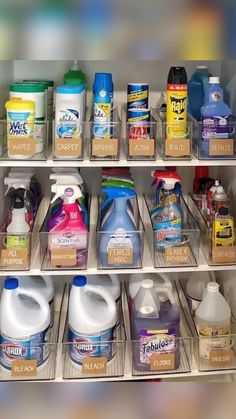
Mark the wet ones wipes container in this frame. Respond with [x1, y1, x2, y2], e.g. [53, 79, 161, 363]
[5, 99, 36, 159]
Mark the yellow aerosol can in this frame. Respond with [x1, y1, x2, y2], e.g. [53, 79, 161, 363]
[166, 67, 188, 140]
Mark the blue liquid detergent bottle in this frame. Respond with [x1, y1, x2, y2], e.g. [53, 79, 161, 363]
[99, 187, 141, 269]
[188, 66, 211, 121]
[201, 77, 231, 158]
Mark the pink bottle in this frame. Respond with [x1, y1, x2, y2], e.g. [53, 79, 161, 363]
[48, 185, 88, 268]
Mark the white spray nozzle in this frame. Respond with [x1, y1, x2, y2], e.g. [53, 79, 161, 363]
[4, 177, 31, 196]
[51, 185, 83, 205]
[50, 174, 83, 187]
[162, 177, 180, 190]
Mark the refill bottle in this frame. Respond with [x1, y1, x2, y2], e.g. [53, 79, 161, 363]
[0, 278, 51, 370]
[99, 187, 140, 268]
[196, 282, 231, 360]
[131, 280, 180, 372]
[188, 66, 211, 121]
[201, 77, 231, 158]
[68, 276, 117, 366]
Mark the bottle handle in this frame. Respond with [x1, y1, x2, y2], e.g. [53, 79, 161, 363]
[85, 284, 117, 314]
[17, 287, 50, 320]
[154, 285, 176, 306]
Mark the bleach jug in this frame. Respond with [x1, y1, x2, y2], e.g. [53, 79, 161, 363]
[188, 66, 211, 121]
[18, 276, 54, 327]
[0, 278, 51, 370]
[68, 276, 117, 366]
[131, 279, 180, 372]
[186, 271, 215, 316]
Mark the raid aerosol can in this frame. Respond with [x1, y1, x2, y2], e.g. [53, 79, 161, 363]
[166, 67, 188, 141]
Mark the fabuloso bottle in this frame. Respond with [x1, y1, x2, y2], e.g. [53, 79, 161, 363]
[166, 67, 188, 141]
[201, 77, 231, 158]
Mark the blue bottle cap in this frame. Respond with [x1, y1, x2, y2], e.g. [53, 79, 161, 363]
[56, 85, 85, 94]
[73, 276, 87, 287]
[4, 278, 19, 290]
[93, 73, 113, 93]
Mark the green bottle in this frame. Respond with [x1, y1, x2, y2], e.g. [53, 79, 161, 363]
[64, 61, 87, 87]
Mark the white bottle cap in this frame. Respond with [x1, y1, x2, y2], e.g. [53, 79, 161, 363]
[197, 65, 207, 69]
[207, 282, 220, 293]
[209, 77, 220, 84]
[142, 279, 154, 289]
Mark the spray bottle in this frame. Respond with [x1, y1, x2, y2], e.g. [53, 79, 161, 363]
[8, 170, 42, 209]
[6, 188, 31, 253]
[99, 187, 140, 268]
[151, 173, 183, 250]
[48, 184, 88, 268]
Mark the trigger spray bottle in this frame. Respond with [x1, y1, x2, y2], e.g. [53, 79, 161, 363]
[166, 67, 188, 141]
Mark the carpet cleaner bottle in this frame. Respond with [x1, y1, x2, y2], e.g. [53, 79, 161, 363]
[166, 67, 188, 140]
[48, 184, 88, 268]
[18, 276, 54, 328]
[131, 279, 181, 372]
[68, 276, 117, 366]
[6, 188, 31, 254]
[0, 278, 51, 370]
[201, 77, 231, 158]
[188, 66, 211, 121]
[196, 282, 231, 360]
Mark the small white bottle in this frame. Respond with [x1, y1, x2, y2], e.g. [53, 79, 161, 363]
[196, 282, 231, 360]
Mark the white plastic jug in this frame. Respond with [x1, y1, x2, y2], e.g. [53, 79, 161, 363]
[68, 276, 117, 366]
[0, 278, 51, 370]
[217, 272, 236, 320]
[186, 272, 215, 316]
[87, 274, 121, 324]
[129, 273, 172, 305]
[196, 282, 231, 360]
[18, 276, 54, 327]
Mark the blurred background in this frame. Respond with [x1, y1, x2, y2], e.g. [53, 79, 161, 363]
[0, 0, 235, 59]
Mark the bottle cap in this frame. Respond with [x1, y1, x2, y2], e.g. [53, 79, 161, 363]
[10, 83, 46, 93]
[207, 282, 219, 293]
[5, 278, 19, 290]
[56, 85, 85, 94]
[209, 77, 220, 84]
[142, 279, 154, 289]
[73, 276, 87, 287]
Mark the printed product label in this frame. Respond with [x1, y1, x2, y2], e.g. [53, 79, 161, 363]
[11, 360, 37, 378]
[209, 349, 234, 368]
[209, 139, 234, 156]
[212, 246, 236, 264]
[68, 326, 116, 366]
[165, 138, 190, 157]
[198, 324, 231, 360]
[0, 327, 50, 371]
[82, 357, 107, 375]
[7, 110, 34, 138]
[151, 353, 175, 371]
[156, 219, 182, 250]
[56, 109, 80, 139]
[166, 86, 187, 139]
[6, 234, 29, 250]
[139, 329, 176, 365]
[94, 103, 111, 139]
[8, 137, 36, 156]
[54, 137, 82, 158]
[50, 248, 77, 267]
[165, 246, 189, 265]
[202, 116, 230, 140]
[107, 229, 134, 265]
[49, 233, 87, 249]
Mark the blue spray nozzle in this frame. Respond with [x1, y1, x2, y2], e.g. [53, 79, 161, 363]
[101, 186, 136, 210]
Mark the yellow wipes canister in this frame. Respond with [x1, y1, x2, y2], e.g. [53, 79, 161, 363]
[5, 99, 35, 158]
[166, 67, 188, 140]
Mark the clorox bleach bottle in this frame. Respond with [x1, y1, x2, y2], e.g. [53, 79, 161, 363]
[87, 274, 121, 324]
[18, 276, 54, 327]
[68, 276, 117, 367]
[0, 278, 51, 371]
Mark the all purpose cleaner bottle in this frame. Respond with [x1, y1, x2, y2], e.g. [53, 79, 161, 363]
[18, 276, 54, 328]
[131, 279, 180, 372]
[195, 282, 231, 360]
[68, 276, 117, 367]
[188, 66, 211, 121]
[201, 77, 231, 158]
[0, 278, 51, 371]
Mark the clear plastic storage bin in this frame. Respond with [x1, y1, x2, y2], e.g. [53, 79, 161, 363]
[52, 120, 85, 161]
[187, 194, 236, 266]
[40, 205, 89, 271]
[126, 121, 157, 161]
[127, 282, 193, 377]
[96, 196, 145, 270]
[193, 117, 236, 160]
[0, 283, 65, 381]
[0, 119, 50, 161]
[90, 109, 121, 161]
[144, 195, 200, 269]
